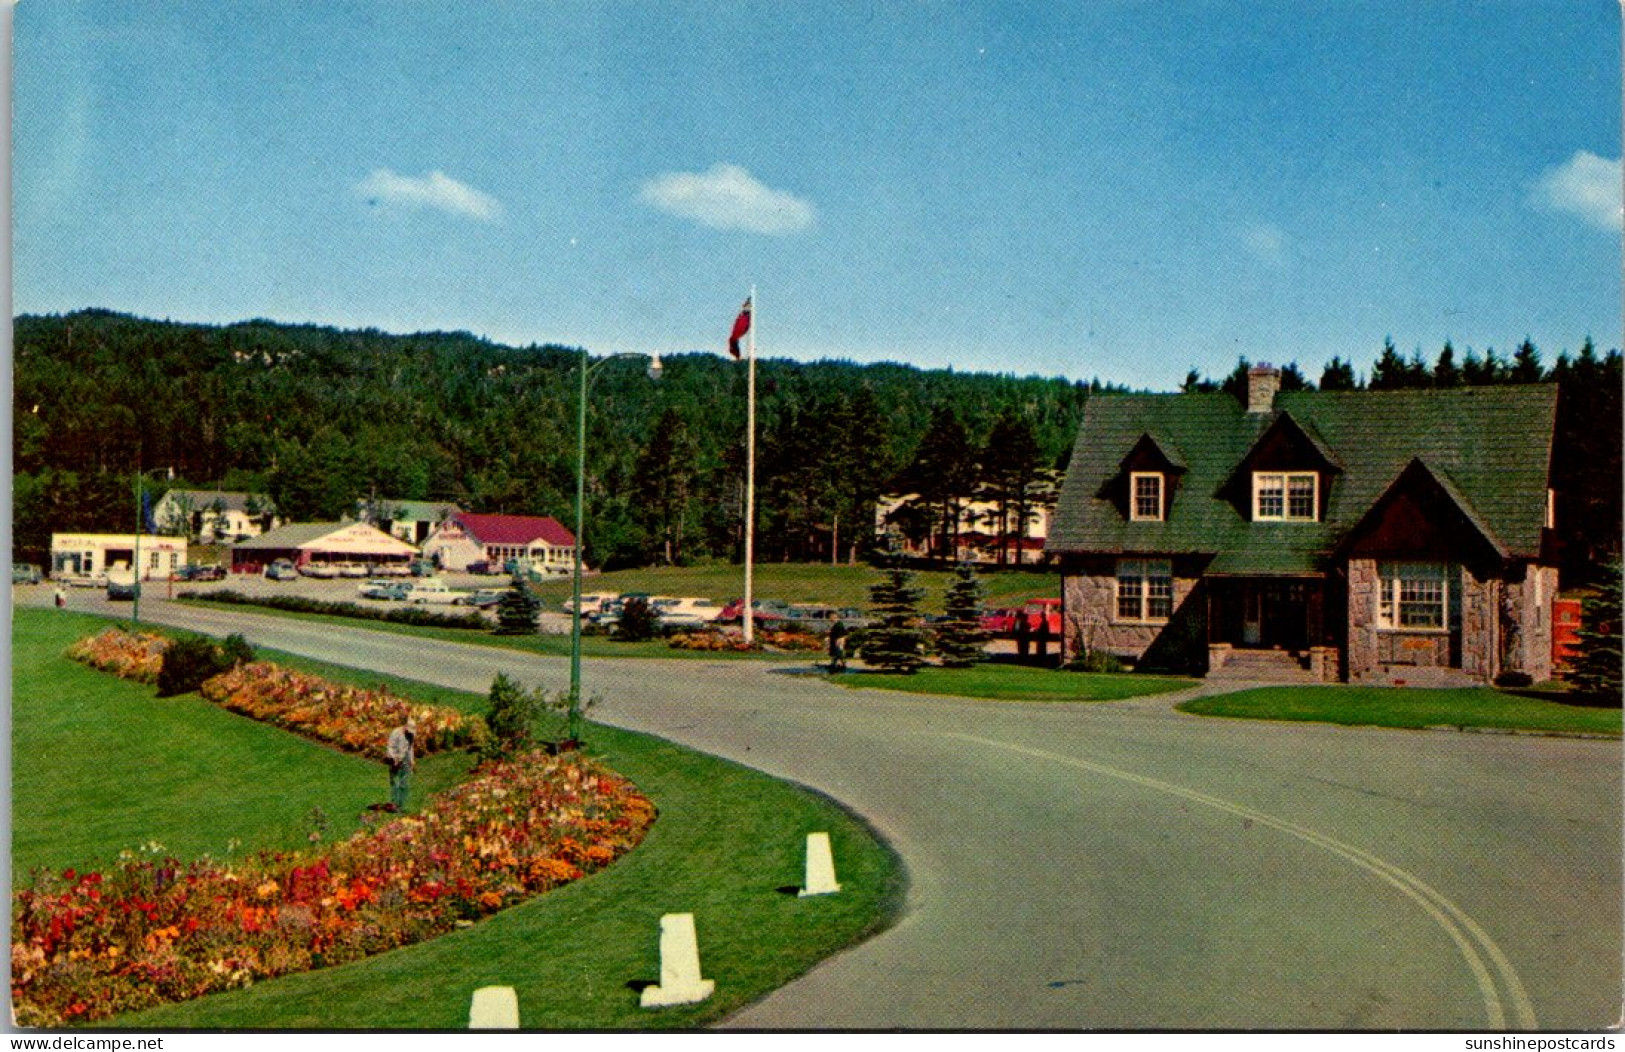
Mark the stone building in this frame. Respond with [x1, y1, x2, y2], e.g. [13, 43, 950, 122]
[1045, 367, 1560, 685]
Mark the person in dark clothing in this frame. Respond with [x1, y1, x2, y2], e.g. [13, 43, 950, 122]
[1014, 610, 1030, 659]
[828, 620, 849, 673]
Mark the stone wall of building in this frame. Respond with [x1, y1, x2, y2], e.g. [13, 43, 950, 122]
[1459, 568, 1499, 681]
[1062, 566, 1200, 662]
[1346, 558, 1380, 680]
[1506, 563, 1557, 683]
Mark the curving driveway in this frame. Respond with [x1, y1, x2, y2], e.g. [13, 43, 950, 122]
[41, 594, 1623, 1030]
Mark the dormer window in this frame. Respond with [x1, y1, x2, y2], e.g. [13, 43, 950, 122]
[1131, 472, 1164, 521]
[1254, 472, 1318, 522]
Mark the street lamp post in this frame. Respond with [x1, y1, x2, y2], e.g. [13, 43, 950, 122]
[568, 349, 661, 742]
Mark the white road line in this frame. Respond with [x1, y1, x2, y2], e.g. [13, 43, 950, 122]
[948, 731, 1538, 1030]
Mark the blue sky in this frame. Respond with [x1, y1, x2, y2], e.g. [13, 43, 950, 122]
[13, 1, 1622, 389]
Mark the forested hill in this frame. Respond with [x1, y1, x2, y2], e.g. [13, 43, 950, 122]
[14, 310, 1619, 582]
[12, 309, 1099, 567]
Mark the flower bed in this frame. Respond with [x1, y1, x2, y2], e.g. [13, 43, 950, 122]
[12, 752, 656, 1026]
[199, 662, 482, 760]
[65, 628, 170, 685]
[667, 628, 824, 653]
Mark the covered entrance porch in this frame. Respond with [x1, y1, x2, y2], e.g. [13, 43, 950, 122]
[1204, 575, 1340, 681]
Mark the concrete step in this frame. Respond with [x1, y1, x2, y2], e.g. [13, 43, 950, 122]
[1207, 648, 1322, 684]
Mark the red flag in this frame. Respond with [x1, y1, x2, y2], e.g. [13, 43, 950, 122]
[728, 297, 752, 359]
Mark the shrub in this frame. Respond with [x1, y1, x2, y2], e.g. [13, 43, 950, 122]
[1567, 562, 1622, 700]
[615, 597, 658, 642]
[494, 573, 540, 636]
[220, 632, 257, 667]
[484, 672, 546, 757]
[176, 590, 486, 630]
[156, 636, 234, 698]
[1064, 650, 1126, 674]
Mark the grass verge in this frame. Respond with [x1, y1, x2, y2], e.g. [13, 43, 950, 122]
[1177, 686, 1622, 735]
[14, 609, 906, 1029]
[827, 663, 1194, 702]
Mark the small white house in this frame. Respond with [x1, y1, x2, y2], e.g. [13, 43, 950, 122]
[50, 533, 187, 582]
[152, 489, 279, 543]
[421, 513, 577, 574]
[355, 498, 463, 545]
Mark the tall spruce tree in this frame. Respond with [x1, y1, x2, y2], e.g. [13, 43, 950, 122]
[1319, 356, 1359, 391]
[934, 562, 989, 668]
[1433, 341, 1462, 388]
[860, 539, 928, 673]
[1568, 562, 1621, 699]
[494, 572, 540, 635]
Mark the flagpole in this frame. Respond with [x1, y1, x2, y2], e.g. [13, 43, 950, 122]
[744, 284, 757, 645]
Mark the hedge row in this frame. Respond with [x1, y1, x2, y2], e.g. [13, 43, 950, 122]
[176, 590, 487, 630]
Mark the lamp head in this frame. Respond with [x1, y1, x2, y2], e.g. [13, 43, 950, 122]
[647, 354, 663, 381]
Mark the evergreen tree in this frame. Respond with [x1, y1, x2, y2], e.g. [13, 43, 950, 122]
[1319, 357, 1359, 391]
[1567, 562, 1621, 699]
[1369, 338, 1407, 390]
[908, 407, 977, 565]
[981, 411, 1043, 568]
[1461, 347, 1492, 385]
[859, 539, 928, 673]
[631, 407, 698, 564]
[483, 672, 544, 757]
[1510, 338, 1545, 383]
[934, 563, 989, 668]
[494, 572, 540, 635]
[1278, 362, 1313, 392]
[1433, 341, 1462, 388]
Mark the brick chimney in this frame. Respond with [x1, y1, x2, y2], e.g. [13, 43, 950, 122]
[1247, 363, 1281, 413]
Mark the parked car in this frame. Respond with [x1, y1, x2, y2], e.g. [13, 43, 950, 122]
[402, 579, 462, 605]
[265, 559, 298, 581]
[358, 579, 400, 600]
[67, 572, 109, 588]
[562, 592, 617, 616]
[782, 605, 870, 633]
[106, 569, 139, 601]
[717, 597, 794, 624]
[11, 563, 42, 585]
[466, 560, 495, 575]
[373, 562, 411, 577]
[176, 563, 226, 582]
[462, 589, 506, 609]
[651, 597, 727, 627]
[338, 563, 369, 578]
[299, 562, 339, 579]
[981, 598, 1063, 637]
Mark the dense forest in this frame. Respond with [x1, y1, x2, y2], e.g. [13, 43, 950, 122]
[13, 310, 1620, 585]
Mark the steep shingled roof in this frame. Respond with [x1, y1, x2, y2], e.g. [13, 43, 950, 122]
[454, 513, 576, 548]
[1046, 384, 1557, 574]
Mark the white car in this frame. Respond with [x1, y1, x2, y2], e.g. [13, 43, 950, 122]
[562, 592, 616, 615]
[653, 597, 726, 627]
[402, 579, 463, 605]
[300, 562, 339, 579]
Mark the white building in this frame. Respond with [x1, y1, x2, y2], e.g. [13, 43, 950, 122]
[421, 513, 577, 574]
[875, 488, 1055, 565]
[50, 533, 187, 582]
[152, 489, 279, 543]
[354, 498, 463, 545]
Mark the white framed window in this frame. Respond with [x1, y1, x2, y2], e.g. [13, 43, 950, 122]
[1377, 562, 1450, 630]
[1546, 489, 1556, 530]
[1253, 472, 1318, 522]
[1130, 472, 1164, 521]
[1116, 559, 1173, 622]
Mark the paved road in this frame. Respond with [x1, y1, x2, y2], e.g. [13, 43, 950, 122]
[40, 593, 1624, 1030]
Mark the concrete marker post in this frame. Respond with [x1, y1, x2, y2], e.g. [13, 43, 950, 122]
[798, 831, 842, 897]
[639, 912, 715, 1008]
[469, 985, 520, 1029]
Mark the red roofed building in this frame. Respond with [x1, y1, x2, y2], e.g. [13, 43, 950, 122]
[421, 513, 578, 575]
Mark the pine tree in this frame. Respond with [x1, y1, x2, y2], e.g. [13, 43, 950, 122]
[1369, 338, 1407, 390]
[1568, 562, 1621, 699]
[494, 572, 540, 635]
[934, 562, 989, 668]
[1433, 341, 1462, 388]
[1319, 357, 1359, 391]
[1510, 338, 1545, 383]
[860, 540, 928, 673]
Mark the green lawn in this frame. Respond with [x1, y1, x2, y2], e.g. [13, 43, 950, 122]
[1177, 685, 1623, 735]
[829, 663, 1194, 702]
[13, 609, 905, 1029]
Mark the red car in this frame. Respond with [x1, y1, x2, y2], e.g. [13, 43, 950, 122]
[980, 598, 1062, 637]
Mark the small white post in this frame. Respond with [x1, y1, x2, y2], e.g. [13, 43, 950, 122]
[640, 912, 715, 1008]
[799, 831, 842, 897]
[469, 985, 520, 1029]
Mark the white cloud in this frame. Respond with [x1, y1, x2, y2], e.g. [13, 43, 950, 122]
[1530, 150, 1623, 232]
[1241, 223, 1287, 265]
[640, 163, 815, 235]
[356, 168, 501, 222]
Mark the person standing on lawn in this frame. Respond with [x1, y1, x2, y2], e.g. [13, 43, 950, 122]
[828, 620, 849, 673]
[386, 717, 416, 811]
